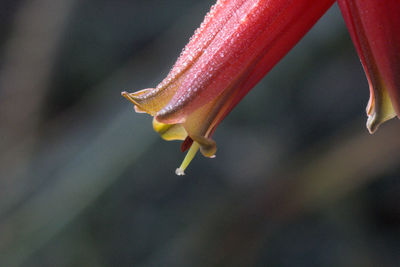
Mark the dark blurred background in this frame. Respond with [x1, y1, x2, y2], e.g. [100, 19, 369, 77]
[0, 1, 399, 266]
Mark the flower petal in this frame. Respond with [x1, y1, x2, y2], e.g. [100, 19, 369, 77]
[123, 0, 249, 120]
[152, 118, 187, 141]
[338, 0, 400, 133]
[155, 0, 335, 125]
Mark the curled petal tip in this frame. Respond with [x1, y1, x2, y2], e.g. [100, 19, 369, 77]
[366, 110, 396, 134]
[122, 91, 148, 113]
[121, 91, 140, 107]
[192, 135, 216, 158]
[366, 84, 396, 134]
[122, 88, 169, 115]
[366, 113, 379, 134]
[121, 92, 131, 106]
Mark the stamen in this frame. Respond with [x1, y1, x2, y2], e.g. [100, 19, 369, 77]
[175, 141, 200, 176]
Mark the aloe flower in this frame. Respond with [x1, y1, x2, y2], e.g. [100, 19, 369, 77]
[337, 0, 400, 133]
[123, 0, 399, 174]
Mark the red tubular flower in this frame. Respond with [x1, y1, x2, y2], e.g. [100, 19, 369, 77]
[338, 0, 400, 133]
[122, 0, 334, 174]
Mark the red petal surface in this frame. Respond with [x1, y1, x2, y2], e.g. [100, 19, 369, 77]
[156, 0, 335, 124]
[338, 0, 400, 132]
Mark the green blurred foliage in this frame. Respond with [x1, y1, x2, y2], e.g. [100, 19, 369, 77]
[0, 1, 399, 266]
